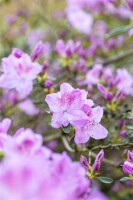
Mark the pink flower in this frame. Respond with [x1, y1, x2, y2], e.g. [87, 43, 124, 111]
[0, 118, 11, 135]
[66, 7, 93, 34]
[45, 82, 93, 128]
[18, 99, 39, 116]
[79, 64, 103, 91]
[0, 48, 42, 98]
[74, 105, 108, 144]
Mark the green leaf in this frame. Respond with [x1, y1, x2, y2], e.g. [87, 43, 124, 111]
[119, 177, 131, 182]
[106, 25, 133, 38]
[125, 125, 133, 130]
[62, 124, 71, 133]
[97, 177, 113, 184]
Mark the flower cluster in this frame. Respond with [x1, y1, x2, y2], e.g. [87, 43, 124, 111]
[0, 48, 42, 98]
[0, 118, 91, 200]
[80, 150, 104, 179]
[45, 82, 108, 144]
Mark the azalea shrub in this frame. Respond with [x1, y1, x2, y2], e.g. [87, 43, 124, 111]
[0, 0, 133, 199]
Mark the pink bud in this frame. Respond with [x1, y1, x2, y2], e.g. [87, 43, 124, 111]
[44, 80, 53, 89]
[123, 161, 133, 175]
[127, 150, 133, 163]
[120, 130, 127, 137]
[12, 48, 23, 58]
[80, 155, 89, 169]
[92, 150, 104, 174]
[128, 0, 133, 11]
[97, 84, 113, 102]
[31, 41, 44, 61]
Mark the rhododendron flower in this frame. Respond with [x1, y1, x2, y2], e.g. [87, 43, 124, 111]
[66, 7, 93, 34]
[74, 105, 108, 144]
[0, 118, 11, 134]
[55, 39, 81, 57]
[18, 99, 39, 116]
[115, 69, 133, 96]
[79, 64, 103, 91]
[45, 82, 93, 129]
[0, 124, 90, 200]
[0, 48, 42, 98]
[87, 188, 108, 200]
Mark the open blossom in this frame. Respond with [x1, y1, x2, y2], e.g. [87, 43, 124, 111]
[45, 82, 108, 144]
[0, 48, 42, 98]
[66, 7, 93, 34]
[45, 82, 93, 129]
[74, 105, 108, 144]
[18, 99, 39, 116]
[0, 122, 90, 200]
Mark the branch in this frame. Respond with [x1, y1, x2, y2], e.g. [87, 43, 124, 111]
[90, 49, 133, 67]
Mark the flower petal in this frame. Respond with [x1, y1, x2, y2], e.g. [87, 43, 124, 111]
[92, 106, 103, 123]
[88, 124, 108, 140]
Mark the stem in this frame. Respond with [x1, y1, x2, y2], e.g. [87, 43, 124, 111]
[90, 142, 133, 151]
[90, 50, 133, 67]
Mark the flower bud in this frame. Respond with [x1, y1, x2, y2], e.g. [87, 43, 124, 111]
[97, 84, 113, 102]
[44, 80, 53, 89]
[120, 130, 127, 137]
[80, 155, 89, 169]
[127, 150, 133, 163]
[92, 150, 104, 174]
[31, 41, 44, 61]
[12, 48, 23, 58]
[123, 161, 133, 175]
[128, 0, 133, 11]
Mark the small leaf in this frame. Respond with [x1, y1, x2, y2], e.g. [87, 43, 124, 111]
[119, 177, 131, 182]
[106, 25, 133, 38]
[62, 124, 71, 133]
[125, 125, 133, 130]
[97, 177, 113, 184]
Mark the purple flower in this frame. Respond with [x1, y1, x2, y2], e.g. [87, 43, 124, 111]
[128, 0, 133, 11]
[120, 130, 127, 137]
[31, 41, 44, 61]
[18, 99, 39, 116]
[45, 82, 93, 129]
[123, 161, 133, 175]
[66, 7, 93, 34]
[97, 84, 113, 102]
[127, 150, 133, 163]
[80, 155, 89, 169]
[92, 150, 104, 174]
[0, 49, 42, 98]
[74, 105, 108, 144]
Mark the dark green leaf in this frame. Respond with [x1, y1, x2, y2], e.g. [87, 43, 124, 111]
[106, 25, 133, 38]
[62, 124, 71, 133]
[97, 177, 113, 184]
[126, 125, 133, 130]
[119, 177, 131, 182]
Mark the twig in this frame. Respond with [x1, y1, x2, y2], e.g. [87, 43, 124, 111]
[89, 49, 133, 67]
